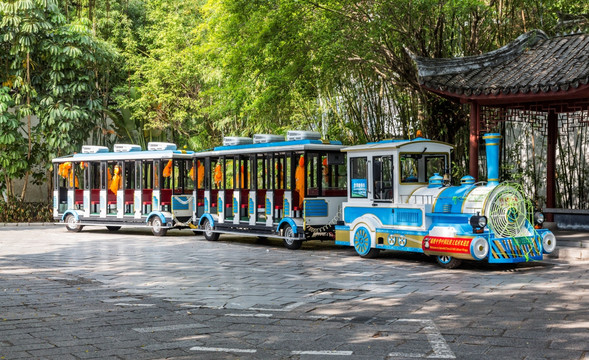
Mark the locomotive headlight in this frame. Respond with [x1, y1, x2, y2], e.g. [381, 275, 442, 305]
[534, 212, 545, 227]
[470, 237, 489, 260]
[469, 214, 487, 233]
[542, 232, 556, 254]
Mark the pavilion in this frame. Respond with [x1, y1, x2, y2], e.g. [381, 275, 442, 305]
[411, 29, 589, 220]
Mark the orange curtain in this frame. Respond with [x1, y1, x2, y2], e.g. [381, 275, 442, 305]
[163, 160, 173, 178]
[214, 163, 223, 189]
[295, 156, 305, 208]
[110, 165, 121, 193]
[198, 162, 205, 188]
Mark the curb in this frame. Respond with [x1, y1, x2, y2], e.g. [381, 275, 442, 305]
[0, 223, 55, 227]
[548, 247, 589, 263]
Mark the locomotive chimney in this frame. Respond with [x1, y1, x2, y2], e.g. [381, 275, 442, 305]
[483, 133, 501, 186]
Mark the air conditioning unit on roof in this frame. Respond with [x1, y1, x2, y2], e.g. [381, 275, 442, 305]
[114, 144, 142, 152]
[147, 142, 177, 151]
[287, 130, 321, 141]
[253, 134, 285, 144]
[81, 145, 109, 154]
[223, 137, 253, 146]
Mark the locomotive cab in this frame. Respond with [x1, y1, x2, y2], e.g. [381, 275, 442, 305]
[336, 137, 453, 258]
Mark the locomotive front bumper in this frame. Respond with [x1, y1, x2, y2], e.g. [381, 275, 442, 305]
[423, 229, 555, 263]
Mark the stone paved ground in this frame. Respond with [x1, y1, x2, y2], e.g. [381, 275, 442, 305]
[0, 226, 588, 359]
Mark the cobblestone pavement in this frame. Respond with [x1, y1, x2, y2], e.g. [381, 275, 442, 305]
[1, 226, 588, 359]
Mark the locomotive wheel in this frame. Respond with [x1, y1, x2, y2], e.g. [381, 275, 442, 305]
[150, 216, 167, 237]
[282, 225, 302, 250]
[106, 226, 121, 232]
[436, 255, 462, 269]
[202, 218, 219, 241]
[353, 226, 380, 259]
[65, 214, 83, 233]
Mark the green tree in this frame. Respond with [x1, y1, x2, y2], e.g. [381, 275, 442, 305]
[0, 0, 116, 200]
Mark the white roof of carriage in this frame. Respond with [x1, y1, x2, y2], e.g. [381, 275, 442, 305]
[342, 138, 453, 153]
[194, 139, 344, 157]
[52, 150, 194, 163]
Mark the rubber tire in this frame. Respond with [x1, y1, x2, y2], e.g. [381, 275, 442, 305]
[150, 216, 167, 237]
[202, 218, 219, 241]
[353, 227, 380, 258]
[65, 214, 83, 233]
[436, 255, 462, 269]
[282, 225, 302, 250]
[106, 226, 121, 232]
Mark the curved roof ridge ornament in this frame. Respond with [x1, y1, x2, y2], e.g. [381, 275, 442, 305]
[411, 29, 548, 78]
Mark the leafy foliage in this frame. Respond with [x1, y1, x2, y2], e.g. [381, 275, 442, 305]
[0, 0, 116, 199]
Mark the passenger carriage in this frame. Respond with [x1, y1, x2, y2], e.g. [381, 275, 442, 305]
[335, 133, 556, 268]
[193, 131, 347, 249]
[52, 142, 197, 235]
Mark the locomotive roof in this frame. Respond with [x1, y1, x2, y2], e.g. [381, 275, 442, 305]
[195, 139, 344, 157]
[342, 137, 454, 153]
[52, 149, 194, 163]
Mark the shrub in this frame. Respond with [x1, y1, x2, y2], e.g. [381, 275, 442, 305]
[0, 198, 53, 223]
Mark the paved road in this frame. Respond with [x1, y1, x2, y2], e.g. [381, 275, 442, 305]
[0, 226, 588, 359]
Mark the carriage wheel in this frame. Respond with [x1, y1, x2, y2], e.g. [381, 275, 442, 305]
[436, 255, 462, 269]
[65, 214, 83, 233]
[282, 224, 302, 250]
[150, 216, 167, 237]
[202, 218, 219, 241]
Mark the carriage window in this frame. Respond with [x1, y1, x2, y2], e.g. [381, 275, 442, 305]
[400, 154, 419, 183]
[182, 160, 195, 192]
[73, 162, 83, 190]
[285, 155, 292, 190]
[124, 161, 135, 190]
[142, 161, 154, 189]
[274, 155, 285, 190]
[236, 157, 249, 190]
[160, 159, 174, 190]
[373, 156, 393, 200]
[321, 154, 346, 196]
[108, 161, 122, 193]
[306, 153, 319, 196]
[294, 154, 305, 205]
[90, 162, 100, 189]
[193, 160, 205, 189]
[224, 158, 234, 189]
[425, 155, 447, 180]
[255, 156, 267, 190]
[212, 158, 223, 189]
[350, 157, 368, 198]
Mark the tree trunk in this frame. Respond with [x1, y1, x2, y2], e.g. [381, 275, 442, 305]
[21, 51, 32, 201]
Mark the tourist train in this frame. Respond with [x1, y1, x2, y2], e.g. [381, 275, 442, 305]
[52, 131, 556, 268]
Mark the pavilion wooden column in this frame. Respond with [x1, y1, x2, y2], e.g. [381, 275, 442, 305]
[469, 102, 480, 181]
[546, 111, 558, 221]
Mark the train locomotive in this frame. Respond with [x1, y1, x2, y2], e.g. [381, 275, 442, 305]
[335, 133, 556, 268]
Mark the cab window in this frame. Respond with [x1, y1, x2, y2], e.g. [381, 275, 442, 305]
[350, 157, 368, 198]
[400, 154, 419, 183]
[425, 155, 447, 180]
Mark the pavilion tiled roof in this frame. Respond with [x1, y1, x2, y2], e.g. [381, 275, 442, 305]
[412, 30, 589, 98]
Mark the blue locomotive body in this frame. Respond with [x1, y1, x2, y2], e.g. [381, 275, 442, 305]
[335, 133, 555, 268]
